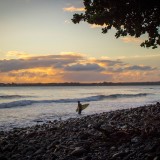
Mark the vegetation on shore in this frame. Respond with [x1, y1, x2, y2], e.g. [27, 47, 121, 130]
[0, 81, 160, 86]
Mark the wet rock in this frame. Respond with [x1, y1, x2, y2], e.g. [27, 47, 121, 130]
[144, 153, 154, 160]
[47, 142, 56, 150]
[111, 151, 127, 159]
[34, 155, 42, 160]
[28, 139, 37, 144]
[122, 152, 136, 160]
[33, 148, 45, 156]
[78, 156, 92, 160]
[110, 146, 116, 151]
[131, 136, 142, 143]
[154, 156, 160, 160]
[23, 146, 36, 154]
[0, 154, 8, 160]
[11, 153, 21, 159]
[79, 132, 91, 140]
[26, 132, 37, 138]
[144, 143, 157, 152]
[2, 144, 14, 152]
[70, 147, 87, 156]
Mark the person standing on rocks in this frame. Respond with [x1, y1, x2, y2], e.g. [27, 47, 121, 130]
[77, 101, 82, 115]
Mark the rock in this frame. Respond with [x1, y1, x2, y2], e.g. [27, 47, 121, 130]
[23, 146, 36, 154]
[34, 155, 42, 160]
[33, 148, 45, 156]
[26, 132, 37, 138]
[2, 144, 14, 152]
[79, 133, 91, 140]
[156, 102, 160, 106]
[11, 153, 21, 159]
[110, 146, 116, 151]
[78, 156, 92, 160]
[144, 143, 157, 152]
[131, 136, 142, 143]
[70, 147, 87, 156]
[0, 131, 5, 136]
[47, 142, 56, 150]
[154, 156, 160, 160]
[112, 151, 127, 159]
[47, 153, 58, 159]
[28, 139, 37, 144]
[122, 152, 135, 160]
[144, 153, 154, 160]
[0, 154, 8, 160]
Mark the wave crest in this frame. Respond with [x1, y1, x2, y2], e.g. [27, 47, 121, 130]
[0, 95, 33, 99]
[0, 93, 149, 109]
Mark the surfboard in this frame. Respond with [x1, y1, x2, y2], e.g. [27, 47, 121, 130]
[76, 103, 89, 112]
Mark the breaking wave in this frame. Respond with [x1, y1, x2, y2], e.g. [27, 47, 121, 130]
[0, 93, 150, 109]
[0, 95, 22, 99]
[0, 95, 32, 99]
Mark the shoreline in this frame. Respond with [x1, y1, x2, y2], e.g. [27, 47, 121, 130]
[1, 102, 160, 160]
[0, 81, 160, 87]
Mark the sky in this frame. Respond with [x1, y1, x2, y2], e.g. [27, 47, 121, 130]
[0, 0, 160, 83]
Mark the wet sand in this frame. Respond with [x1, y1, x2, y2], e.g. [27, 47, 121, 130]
[0, 102, 160, 160]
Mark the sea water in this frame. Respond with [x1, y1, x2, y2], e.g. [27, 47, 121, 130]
[0, 85, 160, 130]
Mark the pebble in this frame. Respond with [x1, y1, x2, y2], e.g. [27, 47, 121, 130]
[0, 102, 160, 159]
[70, 147, 87, 156]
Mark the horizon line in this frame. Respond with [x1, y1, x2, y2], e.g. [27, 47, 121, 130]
[0, 81, 160, 86]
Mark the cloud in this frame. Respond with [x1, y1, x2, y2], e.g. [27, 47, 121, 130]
[90, 24, 108, 29]
[6, 51, 31, 59]
[8, 71, 47, 78]
[3, 67, 64, 83]
[0, 51, 158, 83]
[64, 20, 71, 24]
[119, 54, 160, 59]
[63, 6, 85, 12]
[95, 59, 124, 67]
[0, 54, 83, 72]
[104, 65, 156, 73]
[0, 53, 156, 74]
[65, 63, 105, 72]
[63, 71, 112, 82]
[60, 51, 86, 57]
[131, 54, 160, 58]
[121, 37, 143, 43]
[124, 65, 156, 71]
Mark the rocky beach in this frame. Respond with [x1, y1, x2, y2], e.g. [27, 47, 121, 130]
[1, 102, 160, 160]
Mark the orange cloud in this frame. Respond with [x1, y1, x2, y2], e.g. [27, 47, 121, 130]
[3, 67, 63, 83]
[63, 6, 85, 12]
[60, 51, 85, 57]
[0, 52, 159, 83]
[6, 51, 31, 59]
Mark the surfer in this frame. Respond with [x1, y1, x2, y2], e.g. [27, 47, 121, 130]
[77, 101, 82, 115]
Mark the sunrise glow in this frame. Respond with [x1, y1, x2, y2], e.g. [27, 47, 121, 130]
[0, 0, 160, 83]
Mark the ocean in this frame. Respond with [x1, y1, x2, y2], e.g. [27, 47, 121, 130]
[0, 85, 160, 131]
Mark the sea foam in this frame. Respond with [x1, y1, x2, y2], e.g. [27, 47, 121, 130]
[0, 93, 150, 109]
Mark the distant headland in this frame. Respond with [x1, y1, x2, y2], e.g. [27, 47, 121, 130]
[0, 82, 160, 86]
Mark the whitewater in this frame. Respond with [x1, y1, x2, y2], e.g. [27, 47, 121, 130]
[0, 85, 160, 130]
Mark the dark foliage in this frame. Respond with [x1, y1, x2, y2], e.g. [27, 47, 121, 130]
[72, 0, 160, 49]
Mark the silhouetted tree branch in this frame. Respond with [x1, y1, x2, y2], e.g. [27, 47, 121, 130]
[72, 0, 160, 49]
